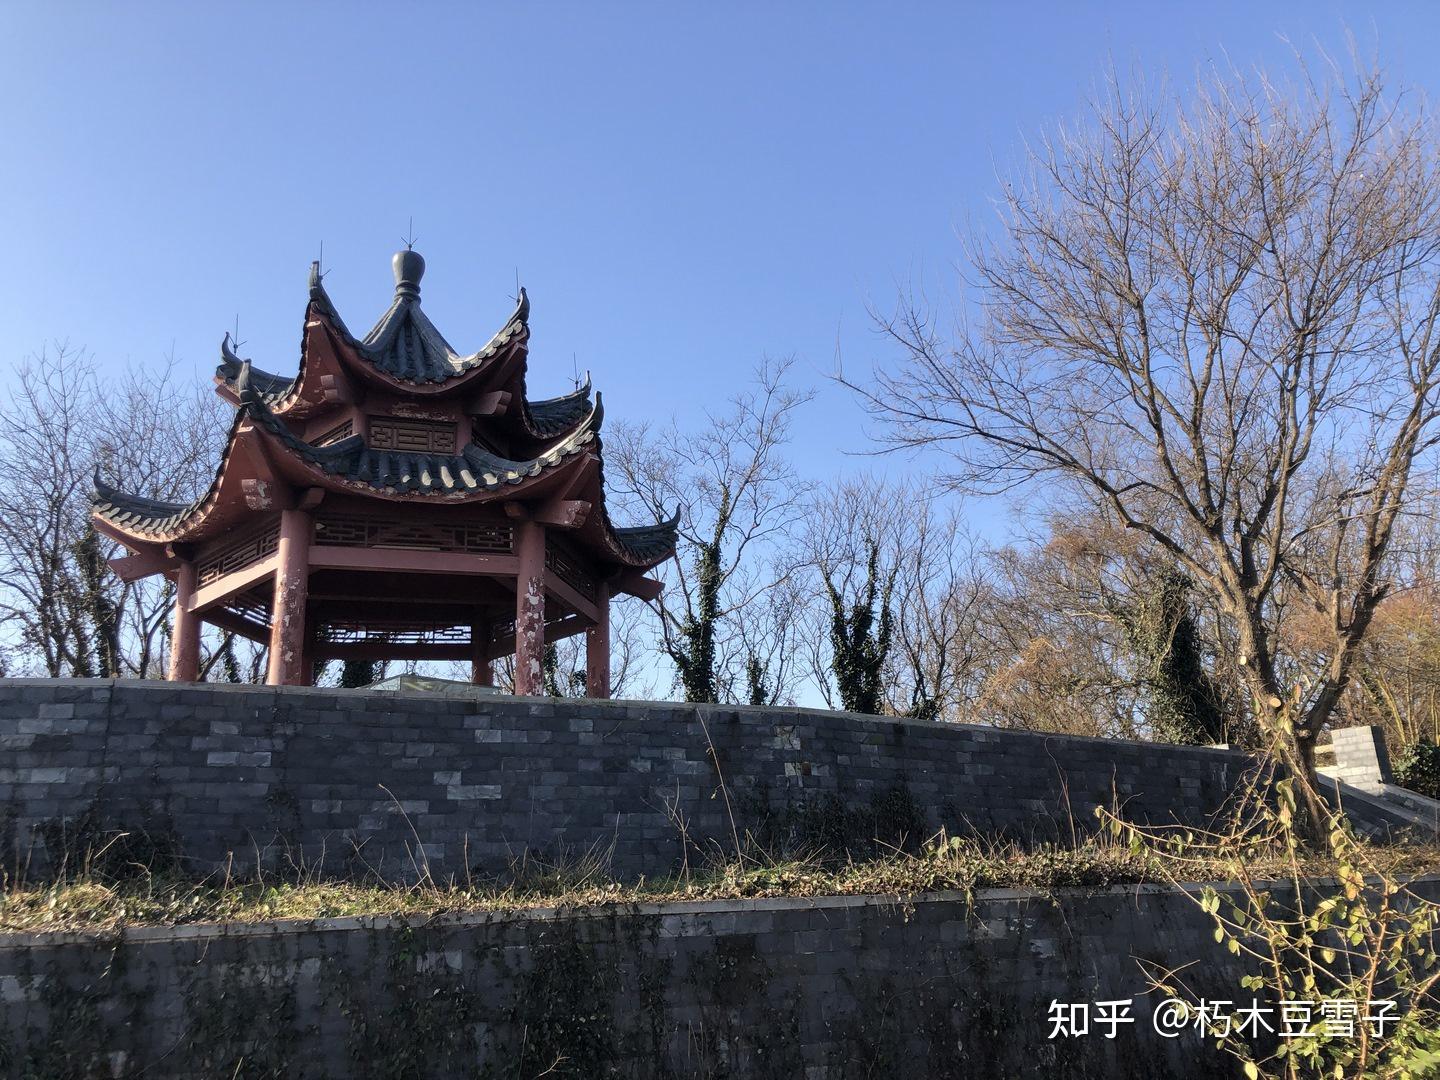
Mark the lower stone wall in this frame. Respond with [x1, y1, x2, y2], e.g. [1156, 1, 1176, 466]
[0, 680, 1257, 883]
[0, 882, 1335, 1079]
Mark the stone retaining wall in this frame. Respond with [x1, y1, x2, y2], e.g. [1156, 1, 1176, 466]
[0, 679, 1254, 882]
[0, 881, 1353, 1079]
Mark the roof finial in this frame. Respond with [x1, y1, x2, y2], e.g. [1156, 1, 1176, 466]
[393, 244, 425, 300]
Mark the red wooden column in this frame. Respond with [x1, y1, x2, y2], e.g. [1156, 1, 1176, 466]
[300, 606, 317, 686]
[513, 520, 546, 695]
[266, 508, 313, 686]
[471, 617, 494, 686]
[168, 559, 201, 682]
[586, 580, 611, 699]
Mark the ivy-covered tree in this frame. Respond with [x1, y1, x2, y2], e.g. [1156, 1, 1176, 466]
[1116, 568, 1227, 745]
[672, 493, 726, 702]
[340, 659, 383, 688]
[822, 537, 895, 715]
[541, 643, 585, 697]
[71, 529, 120, 677]
[744, 652, 770, 706]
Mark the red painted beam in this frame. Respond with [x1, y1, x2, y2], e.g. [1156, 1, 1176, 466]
[188, 556, 279, 613]
[309, 546, 521, 576]
[613, 573, 664, 602]
[470, 390, 512, 416]
[108, 548, 180, 583]
[204, 607, 271, 643]
[543, 571, 599, 624]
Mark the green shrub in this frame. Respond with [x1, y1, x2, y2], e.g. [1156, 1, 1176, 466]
[1394, 739, 1440, 800]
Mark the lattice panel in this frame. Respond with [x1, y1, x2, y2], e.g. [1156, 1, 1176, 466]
[546, 538, 598, 601]
[223, 594, 272, 629]
[197, 523, 280, 586]
[369, 416, 457, 453]
[319, 619, 472, 646]
[314, 515, 513, 555]
[314, 419, 354, 446]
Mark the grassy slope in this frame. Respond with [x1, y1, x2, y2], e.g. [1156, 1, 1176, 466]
[6, 837, 1439, 936]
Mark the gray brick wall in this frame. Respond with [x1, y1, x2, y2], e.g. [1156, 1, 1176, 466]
[1330, 725, 1395, 791]
[5, 878, 1436, 1079]
[0, 679, 1254, 882]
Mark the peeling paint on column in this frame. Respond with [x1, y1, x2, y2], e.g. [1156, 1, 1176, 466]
[518, 576, 545, 689]
[267, 509, 312, 686]
[514, 521, 548, 695]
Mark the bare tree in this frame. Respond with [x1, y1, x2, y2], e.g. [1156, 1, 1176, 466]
[852, 57, 1440, 832]
[733, 562, 809, 705]
[979, 519, 1149, 738]
[883, 493, 995, 721]
[0, 345, 223, 677]
[606, 357, 813, 703]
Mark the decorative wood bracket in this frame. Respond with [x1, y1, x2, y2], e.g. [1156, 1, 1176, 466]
[551, 455, 597, 502]
[532, 499, 591, 529]
[613, 573, 664, 601]
[317, 374, 353, 405]
[107, 548, 181, 583]
[470, 390, 513, 417]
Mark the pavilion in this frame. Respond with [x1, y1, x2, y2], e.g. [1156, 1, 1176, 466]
[90, 249, 677, 696]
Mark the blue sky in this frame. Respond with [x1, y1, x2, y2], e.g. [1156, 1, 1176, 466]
[2, 2, 1437, 539]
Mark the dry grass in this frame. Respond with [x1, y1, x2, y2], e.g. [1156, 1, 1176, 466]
[5, 833, 1439, 937]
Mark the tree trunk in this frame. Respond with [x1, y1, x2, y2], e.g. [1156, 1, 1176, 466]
[1233, 611, 1329, 844]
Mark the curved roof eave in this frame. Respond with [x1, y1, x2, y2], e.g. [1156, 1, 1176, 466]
[91, 404, 252, 545]
[215, 335, 297, 407]
[580, 441, 680, 569]
[519, 371, 596, 440]
[224, 362, 605, 504]
[599, 504, 682, 569]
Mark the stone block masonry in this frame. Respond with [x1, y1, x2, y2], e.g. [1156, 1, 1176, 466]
[0, 679, 1255, 882]
[0, 886, 1280, 1079]
[1329, 725, 1395, 791]
[7, 878, 1436, 1078]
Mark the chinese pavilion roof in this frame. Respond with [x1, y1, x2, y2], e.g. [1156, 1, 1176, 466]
[92, 250, 679, 571]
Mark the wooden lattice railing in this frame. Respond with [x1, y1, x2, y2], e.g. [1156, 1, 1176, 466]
[197, 523, 281, 586]
[546, 537, 598, 601]
[313, 515, 513, 555]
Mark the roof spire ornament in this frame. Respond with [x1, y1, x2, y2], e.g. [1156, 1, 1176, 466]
[392, 246, 424, 300]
